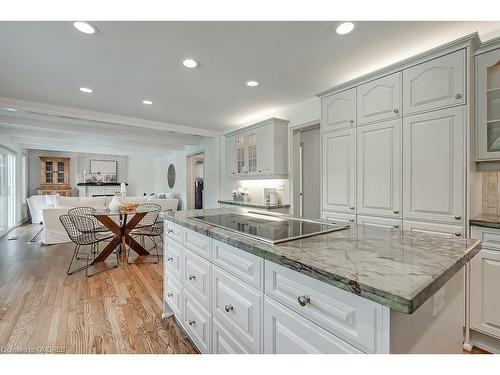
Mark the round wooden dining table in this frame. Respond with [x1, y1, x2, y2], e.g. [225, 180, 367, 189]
[90, 206, 157, 265]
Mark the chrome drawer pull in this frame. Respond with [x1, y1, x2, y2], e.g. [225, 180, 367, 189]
[188, 319, 195, 326]
[393, 210, 399, 214]
[349, 205, 355, 210]
[188, 274, 196, 280]
[455, 93, 462, 100]
[297, 295, 310, 307]
[224, 304, 234, 312]
[454, 215, 461, 220]
[393, 108, 399, 114]
[167, 292, 173, 298]
[167, 257, 174, 262]
[455, 232, 462, 237]
[393, 225, 400, 229]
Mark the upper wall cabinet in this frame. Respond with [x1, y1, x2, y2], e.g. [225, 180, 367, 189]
[403, 50, 465, 115]
[224, 118, 289, 178]
[475, 42, 500, 161]
[321, 88, 356, 133]
[357, 72, 402, 125]
[402, 106, 465, 225]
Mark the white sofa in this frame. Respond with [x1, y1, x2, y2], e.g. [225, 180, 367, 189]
[32, 195, 179, 245]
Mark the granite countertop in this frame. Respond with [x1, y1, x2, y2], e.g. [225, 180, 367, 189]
[217, 200, 290, 209]
[470, 213, 500, 229]
[165, 208, 481, 314]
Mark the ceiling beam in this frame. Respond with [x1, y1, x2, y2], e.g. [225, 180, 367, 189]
[0, 96, 220, 138]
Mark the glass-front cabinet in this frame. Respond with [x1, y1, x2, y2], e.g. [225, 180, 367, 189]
[476, 40, 500, 160]
[235, 135, 246, 174]
[38, 156, 71, 196]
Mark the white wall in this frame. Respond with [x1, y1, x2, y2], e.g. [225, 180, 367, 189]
[300, 127, 320, 218]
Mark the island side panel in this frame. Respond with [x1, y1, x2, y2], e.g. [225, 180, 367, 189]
[390, 268, 464, 353]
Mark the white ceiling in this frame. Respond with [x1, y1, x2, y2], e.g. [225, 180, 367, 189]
[1, 21, 500, 134]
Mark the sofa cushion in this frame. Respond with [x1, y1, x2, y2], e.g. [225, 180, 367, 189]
[44, 194, 59, 207]
[81, 196, 106, 207]
[54, 196, 82, 208]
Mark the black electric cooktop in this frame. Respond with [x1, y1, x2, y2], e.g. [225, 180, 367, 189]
[192, 212, 349, 244]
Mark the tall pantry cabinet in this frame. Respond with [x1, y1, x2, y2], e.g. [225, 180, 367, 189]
[319, 35, 478, 238]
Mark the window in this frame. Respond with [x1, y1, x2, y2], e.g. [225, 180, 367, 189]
[22, 154, 27, 204]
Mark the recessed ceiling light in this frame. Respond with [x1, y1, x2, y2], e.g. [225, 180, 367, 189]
[73, 21, 97, 35]
[182, 58, 199, 69]
[142, 99, 153, 105]
[335, 22, 356, 35]
[2, 107, 17, 112]
[79, 87, 93, 94]
[246, 80, 259, 87]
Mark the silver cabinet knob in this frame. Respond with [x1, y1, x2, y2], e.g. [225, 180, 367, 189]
[455, 232, 462, 237]
[188, 274, 196, 280]
[349, 120, 354, 124]
[167, 257, 173, 262]
[455, 93, 462, 100]
[349, 219, 355, 223]
[454, 215, 461, 220]
[349, 206, 355, 210]
[393, 109, 399, 114]
[167, 292, 173, 298]
[224, 304, 234, 312]
[393, 225, 400, 229]
[166, 229, 174, 234]
[188, 319, 195, 326]
[393, 210, 399, 214]
[297, 295, 310, 307]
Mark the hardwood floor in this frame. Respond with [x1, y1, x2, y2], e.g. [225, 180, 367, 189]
[0, 224, 196, 354]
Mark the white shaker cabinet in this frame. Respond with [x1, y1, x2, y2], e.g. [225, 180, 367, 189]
[255, 124, 273, 174]
[357, 72, 402, 125]
[403, 49, 466, 115]
[357, 215, 402, 230]
[356, 120, 401, 218]
[321, 88, 356, 133]
[402, 220, 464, 238]
[475, 44, 500, 161]
[263, 296, 361, 354]
[402, 106, 465, 225]
[470, 248, 500, 339]
[322, 129, 356, 213]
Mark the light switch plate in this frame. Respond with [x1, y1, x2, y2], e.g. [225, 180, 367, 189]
[432, 287, 446, 317]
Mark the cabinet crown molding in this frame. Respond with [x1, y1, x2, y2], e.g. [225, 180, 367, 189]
[224, 117, 289, 137]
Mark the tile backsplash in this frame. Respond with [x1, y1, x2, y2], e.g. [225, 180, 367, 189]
[482, 172, 500, 214]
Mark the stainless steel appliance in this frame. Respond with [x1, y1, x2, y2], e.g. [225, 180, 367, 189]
[192, 211, 349, 244]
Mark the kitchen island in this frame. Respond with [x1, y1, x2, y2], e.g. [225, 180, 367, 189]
[162, 208, 481, 354]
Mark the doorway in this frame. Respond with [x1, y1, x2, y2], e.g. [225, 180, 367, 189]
[290, 123, 320, 219]
[186, 152, 205, 210]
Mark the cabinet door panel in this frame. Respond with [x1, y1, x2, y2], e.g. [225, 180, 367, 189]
[182, 290, 211, 353]
[321, 88, 356, 132]
[357, 120, 401, 217]
[470, 249, 500, 339]
[322, 129, 356, 213]
[256, 125, 274, 174]
[263, 297, 361, 354]
[357, 72, 401, 125]
[183, 249, 211, 311]
[212, 318, 251, 354]
[403, 50, 465, 115]
[402, 107, 465, 224]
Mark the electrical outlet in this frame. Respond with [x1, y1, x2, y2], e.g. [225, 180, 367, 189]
[432, 287, 446, 317]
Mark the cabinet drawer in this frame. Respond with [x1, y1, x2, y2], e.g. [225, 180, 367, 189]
[403, 220, 465, 238]
[164, 238, 183, 282]
[403, 49, 466, 115]
[164, 276, 183, 318]
[471, 226, 500, 250]
[263, 296, 361, 354]
[182, 290, 211, 354]
[212, 317, 251, 354]
[264, 261, 385, 353]
[357, 215, 402, 230]
[183, 228, 212, 260]
[164, 220, 183, 244]
[183, 249, 211, 311]
[212, 266, 262, 353]
[321, 211, 356, 224]
[212, 239, 264, 291]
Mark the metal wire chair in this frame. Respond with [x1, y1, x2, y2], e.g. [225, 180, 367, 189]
[59, 214, 116, 277]
[68, 206, 110, 233]
[128, 203, 162, 263]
